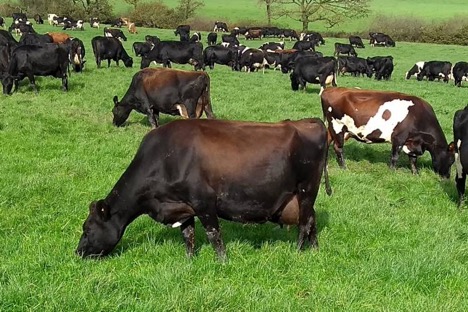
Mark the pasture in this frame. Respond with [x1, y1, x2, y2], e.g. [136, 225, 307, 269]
[1, 21, 468, 310]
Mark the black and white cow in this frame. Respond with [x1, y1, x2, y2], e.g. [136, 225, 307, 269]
[52, 16, 69, 27]
[91, 36, 133, 68]
[203, 45, 238, 70]
[145, 35, 160, 45]
[322, 87, 455, 177]
[69, 37, 86, 72]
[405, 61, 425, 79]
[281, 29, 299, 41]
[132, 41, 153, 57]
[417, 61, 452, 83]
[452, 61, 468, 87]
[337, 56, 372, 77]
[259, 41, 284, 51]
[300, 32, 325, 45]
[104, 27, 127, 41]
[453, 106, 468, 206]
[290, 56, 337, 95]
[90, 17, 100, 28]
[189, 32, 201, 43]
[63, 19, 84, 31]
[207, 32, 217, 45]
[47, 14, 58, 25]
[369, 32, 395, 47]
[349, 35, 364, 48]
[334, 43, 357, 57]
[213, 21, 228, 32]
[237, 47, 266, 73]
[221, 34, 239, 46]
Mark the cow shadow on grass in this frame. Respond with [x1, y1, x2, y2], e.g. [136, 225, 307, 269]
[114, 210, 330, 257]
[439, 177, 460, 206]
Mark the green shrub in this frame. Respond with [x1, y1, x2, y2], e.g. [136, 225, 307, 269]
[129, 1, 182, 29]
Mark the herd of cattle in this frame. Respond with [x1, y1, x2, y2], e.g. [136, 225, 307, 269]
[1, 14, 467, 260]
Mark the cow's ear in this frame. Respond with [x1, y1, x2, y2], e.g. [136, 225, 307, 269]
[90, 199, 111, 221]
[448, 141, 456, 154]
[113, 96, 119, 106]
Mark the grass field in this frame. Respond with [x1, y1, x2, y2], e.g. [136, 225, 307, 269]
[1, 19, 468, 311]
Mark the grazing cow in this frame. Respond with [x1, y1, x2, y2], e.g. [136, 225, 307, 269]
[245, 29, 262, 40]
[334, 43, 357, 57]
[19, 33, 53, 46]
[369, 32, 395, 47]
[63, 19, 84, 31]
[141, 41, 204, 70]
[47, 32, 70, 44]
[238, 47, 266, 73]
[90, 17, 100, 28]
[203, 45, 238, 70]
[292, 40, 316, 51]
[405, 61, 425, 79]
[91, 36, 133, 68]
[145, 35, 160, 45]
[452, 61, 468, 87]
[213, 21, 228, 32]
[68, 37, 86, 72]
[260, 41, 284, 51]
[9, 22, 35, 36]
[110, 18, 125, 28]
[47, 14, 58, 25]
[321, 87, 455, 177]
[349, 35, 364, 48]
[281, 29, 299, 41]
[280, 50, 322, 74]
[453, 106, 468, 206]
[290, 56, 337, 95]
[367, 56, 394, 80]
[2, 44, 69, 94]
[76, 117, 330, 260]
[221, 34, 239, 46]
[112, 67, 214, 128]
[104, 27, 127, 41]
[189, 32, 201, 43]
[337, 56, 372, 77]
[300, 32, 325, 45]
[128, 22, 137, 34]
[132, 41, 153, 57]
[417, 61, 452, 83]
[207, 32, 217, 45]
[174, 24, 190, 42]
[34, 14, 44, 24]
[52, 16, 68, 27]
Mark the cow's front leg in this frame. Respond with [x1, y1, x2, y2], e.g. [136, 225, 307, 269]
[409, 155, 418, 174]
[147, 108, 159, 128]
[456, 173, 466, 208]
[197, 203, 226, 262]
[27, 73, 37, 94]
[333, 133, 346, 169]
[107, 59, 111, 67]
[297, 184, 319, 250]
[62, 74, 68, 91]
[390, 143, 402, 170]
[181, 217, 195, 258]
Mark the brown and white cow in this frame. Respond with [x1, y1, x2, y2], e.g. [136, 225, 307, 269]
[321, 87, 455, 177]
[46, 32, 70, 44]
[76, 118, 331, 260]
[112, 67, 215, 128]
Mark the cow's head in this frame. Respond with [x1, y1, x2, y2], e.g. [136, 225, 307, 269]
[112, 95, 132, 126]
[432, 142, 456, 179]
[2, 74, 15, 95]
[123, 56, 133, 68]
[76, 200, 122, 258]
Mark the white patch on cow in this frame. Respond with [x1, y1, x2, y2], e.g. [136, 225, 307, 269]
[330, 99, 414, 142]
[172, 222, 182, 228]
[73, 54, 80, 64]
[319, 86, 325, 96]
[325, 74, 334, 85]
[402, 145, 411, 154]
[176, 105, 189, 118]
[328, 107, 332, 113]
[104, 32, 112, 38]
[456, 140, 463, 179]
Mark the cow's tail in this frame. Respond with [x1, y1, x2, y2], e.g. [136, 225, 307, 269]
[323, 140, 332, 196]
[203, 73, 215, 119]
[290, 72, 299, 91]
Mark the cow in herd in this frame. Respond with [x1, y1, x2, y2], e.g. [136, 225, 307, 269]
[91, 36, 133, 68]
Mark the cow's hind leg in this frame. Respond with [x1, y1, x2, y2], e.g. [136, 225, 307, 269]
[195, 200, 226, 261]
[332, 131, 346, 168]
[181, 217, 195, 258]
[297, 183, 320, 250]
[456, 173, 466, 208]
[409, 155, 418, 174]
[27, 73, 37, 94]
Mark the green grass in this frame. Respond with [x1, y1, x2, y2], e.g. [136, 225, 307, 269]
[1, 21, 468, 311]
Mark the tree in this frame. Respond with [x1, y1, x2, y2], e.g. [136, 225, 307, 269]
[124, 0, 140, 10]
[177, 0, 204, 21]
[276, 0, 370, 32]
[257, 0, 279, 27]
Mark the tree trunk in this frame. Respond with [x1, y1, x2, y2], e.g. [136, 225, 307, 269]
[302, 19, 309, 32]
[266, 3, 271, 27]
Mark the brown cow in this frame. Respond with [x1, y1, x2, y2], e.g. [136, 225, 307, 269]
[245, 29, 262, 40]
[112, 67, 215, 128]
[321, 87, 455, 177]
[47, 32, 70, 44]
[128, 22, 137, 34]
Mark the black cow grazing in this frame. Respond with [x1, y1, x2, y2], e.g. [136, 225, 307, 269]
[9, 22, 35, 36]
[34, 14, 44, 24]
[321, 87, 455, 177]
[0, 17, 4, 28]
[63, 19, 84, 31]
[2, 44, 69, 94]
[292, 40, 316, 51]
[0, 29, 19, 47]
[189, 32, 201, 43]
[141, 41, 204, 71]
[103, 27, 127, 41]
[260, 41, 284, 51]
[213, 21, 228, 32]
[69, 38, 86, 72]
[76, 117, 330, 260]
[280, 50, 322, 74]
[109, 18, 125, 28]
[132, 41, 153, 57]
[334, 43, 357, 57]
[281, 29, 299, 41]
[145, 35, 160, 45]
[367, 56, 394, 80]
[19, 33, 53, 46]
[301, 32, 325, 45]
[337, 56, 372, 77]
[221, 34, 239, 46]
[112, 67, 214, 128]
[349, 35, 364, 48]
[238, 47, 266, 73]
[369, 32, 395, 47]
[290, 56, 337, 95]
[453, 106, 468, 206]
[417, 61, 452, 83]
[90, 17, 100, 28]
[174, 25, 190, 41]
[203, 45, 238, 70]
[405, 61, 425, 79]
[452, 61, 468, 87]
[91, 36, 133, 68]
[207, 32, 217, 45]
